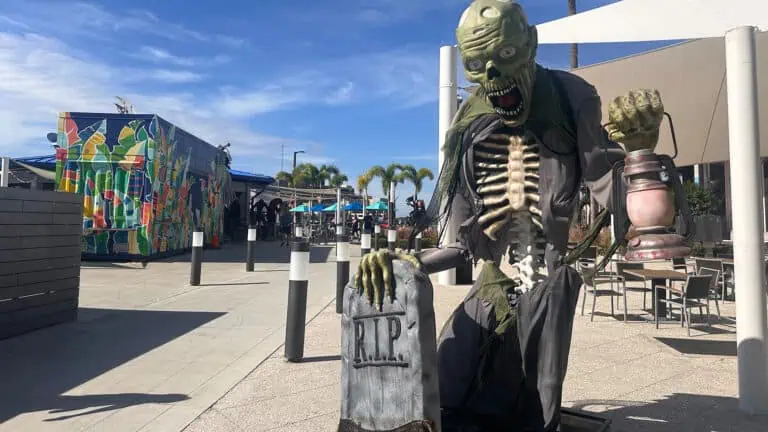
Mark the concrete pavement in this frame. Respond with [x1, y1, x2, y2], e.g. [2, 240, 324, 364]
[188, 259, 765, 432]
[1, 244, 765, 431]
[0, 240, 350, 432]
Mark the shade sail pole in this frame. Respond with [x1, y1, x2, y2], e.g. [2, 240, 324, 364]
[438, 45, 458, 285]
[725, 25, 768, 415]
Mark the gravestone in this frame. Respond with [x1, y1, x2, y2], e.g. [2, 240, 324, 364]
[338, 260, 440, 432]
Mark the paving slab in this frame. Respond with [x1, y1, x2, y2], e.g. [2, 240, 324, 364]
[187, 258, 766, 432]
[0, 240, 350, 432]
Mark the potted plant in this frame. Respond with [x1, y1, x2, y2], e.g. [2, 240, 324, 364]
[681, 181, 724, 255]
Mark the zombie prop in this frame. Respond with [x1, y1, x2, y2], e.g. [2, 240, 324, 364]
[352, 1, 689, 430]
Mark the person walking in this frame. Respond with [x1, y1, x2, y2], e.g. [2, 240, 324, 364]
[279, 206, 292, 246]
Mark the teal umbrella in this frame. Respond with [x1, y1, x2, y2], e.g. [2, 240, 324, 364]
[366, 201, 389, 211]
[322, 203, 339, 212]
[290, 204, 310, 212]
[345, 202, 363, 211]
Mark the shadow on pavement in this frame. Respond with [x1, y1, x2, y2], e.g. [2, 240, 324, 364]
[0, 307, 224, 423]
[299, 354, 341, 363]
[155, 242, 334, 264]
[569, 393, 767, 431]
[654, 337, 737, 356]
[43, 393, 188, 422]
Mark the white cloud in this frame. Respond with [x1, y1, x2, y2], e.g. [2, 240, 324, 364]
[0, 31, 311, 177]
[326, 82, 356, 105]
[137, 46, 195, 66]
[0, 1, 245, 48]
[145, 69, 205, 84]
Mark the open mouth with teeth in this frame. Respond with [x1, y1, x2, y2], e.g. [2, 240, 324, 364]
[487, 85, 524, 118]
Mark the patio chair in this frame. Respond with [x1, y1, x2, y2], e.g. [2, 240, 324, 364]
[695, 258, 727, 300]
[697, 267, 721, 318]
[580, 255, 621, 322]
[655, 274, 714, 336]
[615, 262, 649, 323]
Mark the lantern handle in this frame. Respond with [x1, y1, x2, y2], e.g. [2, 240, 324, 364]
[601, 111, 678, 161]
[663, 112, 679, 160]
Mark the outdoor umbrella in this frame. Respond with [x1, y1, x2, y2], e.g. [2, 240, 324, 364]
[344, 202, 363, 211]
[310, 203, 326, 212]
[289, 204, 310, 213]
[322, 203, 339, 212]
[366, 201, 389, 211]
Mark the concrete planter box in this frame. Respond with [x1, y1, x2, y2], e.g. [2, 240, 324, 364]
[678, 215, 723, 243]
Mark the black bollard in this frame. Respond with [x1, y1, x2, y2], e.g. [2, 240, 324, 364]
[246, 224, 256, 272]
[190, 230, 203, 286]
[388, 228, 397, 251]
[285, 238, 310, 362]
[336, 234, 350, 314]
[415, 231, 422, 253]
[361, 227, 372, 256]
[374, 224, 380, 251]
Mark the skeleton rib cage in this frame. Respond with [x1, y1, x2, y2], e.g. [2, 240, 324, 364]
[473, 130, 546, 292]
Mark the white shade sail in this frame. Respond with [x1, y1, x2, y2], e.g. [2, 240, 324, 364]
[536, 0, 768, 43]
[566, 32, 768, 166]
[534, 0, 768, 166]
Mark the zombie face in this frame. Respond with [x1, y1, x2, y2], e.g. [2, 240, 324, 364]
[457, 0, 538, 126]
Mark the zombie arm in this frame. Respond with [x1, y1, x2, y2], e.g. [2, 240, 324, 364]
[416, 188, 473, 274]
[575, 92, 625, 210]
[578, 87, 666, 213]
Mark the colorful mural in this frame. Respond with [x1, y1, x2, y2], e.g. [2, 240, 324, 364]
[55, 112, 231, 258]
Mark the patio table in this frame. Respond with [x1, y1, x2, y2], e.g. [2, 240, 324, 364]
[622, 269, 688, 318]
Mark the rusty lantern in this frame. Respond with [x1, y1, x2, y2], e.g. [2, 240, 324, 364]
[623, 148, 691, 261]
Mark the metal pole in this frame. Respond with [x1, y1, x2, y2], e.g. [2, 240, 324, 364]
[246, 224, 256, 272]
[336, 187, 343, 236]
[374, 224, 381, 251]
[0, 157, 10, 187]
[438, 45, 458, 285]
[388, 182, 396, 251]
[361, 227, 372, 256]
[725, 25, 768, 414]
[285, 237, 310, 362]
[336, 234, 350, 314]
[190, 230, 203, 286]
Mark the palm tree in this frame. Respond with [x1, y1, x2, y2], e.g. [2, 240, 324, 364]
[275, 171, 294, 187]
[364, 163, 406, 198]
[357, 172, 374, 217]
[293, 163, 321, 187]
[329, 173, 348, 188]
[364, 163, 407, 224]
[399, 166, 435, 200]
[318, 164, 341, 187]
[568, 0, 578, 69]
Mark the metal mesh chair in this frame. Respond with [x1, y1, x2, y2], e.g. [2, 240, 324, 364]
[655, 274, 714, 336]
[615, 262, 649, 323]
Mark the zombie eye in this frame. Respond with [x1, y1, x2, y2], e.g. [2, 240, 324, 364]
[467, 59, 484, 71]
[499, 46, 516, 59]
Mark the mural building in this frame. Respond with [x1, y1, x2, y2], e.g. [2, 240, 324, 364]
[54, 112, 231, 259]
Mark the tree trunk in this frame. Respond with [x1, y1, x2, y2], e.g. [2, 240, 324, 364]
[568, 0, 578, 69]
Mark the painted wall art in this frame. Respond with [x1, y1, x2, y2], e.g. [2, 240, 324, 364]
[55, 112, 231, 258]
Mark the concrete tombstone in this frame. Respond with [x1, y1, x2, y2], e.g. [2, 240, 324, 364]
[338, 260, 440, 431]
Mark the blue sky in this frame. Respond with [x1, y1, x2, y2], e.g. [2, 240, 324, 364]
[0, 0, 677, 211]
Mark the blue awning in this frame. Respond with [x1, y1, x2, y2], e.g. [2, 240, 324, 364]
[13, 154, 274, 186]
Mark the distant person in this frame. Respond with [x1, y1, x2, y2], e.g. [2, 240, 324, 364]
[279, 207, 292, 246]
[228, 199, 240, 240]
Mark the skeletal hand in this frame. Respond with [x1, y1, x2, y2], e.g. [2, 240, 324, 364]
[605, 89, 664, 153]
[353, 250, 422, 310]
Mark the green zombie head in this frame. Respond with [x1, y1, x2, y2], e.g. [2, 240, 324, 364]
[457, 0, 538, 126]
